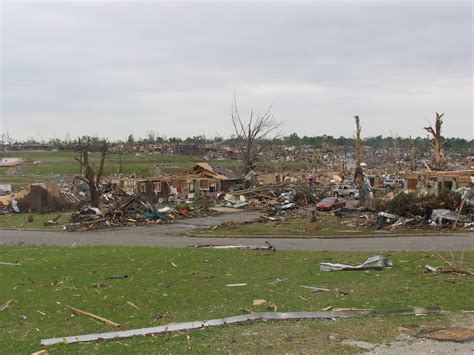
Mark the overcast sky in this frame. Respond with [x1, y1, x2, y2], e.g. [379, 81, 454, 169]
[1, 0, 472, 141]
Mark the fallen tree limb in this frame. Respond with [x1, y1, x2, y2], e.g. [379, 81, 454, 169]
[425, 265, 474, 276]
[41, 307, 441, 346]
[65, 305, 121, 328]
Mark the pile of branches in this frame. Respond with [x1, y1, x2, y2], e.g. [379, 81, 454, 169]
[67, 195, 162, 231]
[372, 190, 462, 218]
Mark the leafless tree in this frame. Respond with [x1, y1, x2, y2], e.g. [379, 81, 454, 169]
[231, 97, 282, 174]
[408, 136, 417, 171]
[423, 112, 446, 169]
[354, 115, 366, 206]
[75, 138, 107, 207]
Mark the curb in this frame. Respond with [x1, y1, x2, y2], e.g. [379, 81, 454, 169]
[187, 232, 474, 239]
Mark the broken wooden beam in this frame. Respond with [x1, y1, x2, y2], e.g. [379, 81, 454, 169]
[41, 307, 441, 346]
[189, 241, 275, 251]
[65, 305, 121, 328]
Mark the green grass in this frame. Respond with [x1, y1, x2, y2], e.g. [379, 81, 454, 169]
[0, 246, 472, 353]
[198, 214, 373, 237]
[0, 151, 243, 183]
[0, 213, 70, 230]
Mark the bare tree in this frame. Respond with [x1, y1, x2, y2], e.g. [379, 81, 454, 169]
[423, 112, 446, 169]
[354, 115, 366, 206]
[231, 97, 282, 174]
[75, 138, 107, 207]
[408, 136, 417, 171]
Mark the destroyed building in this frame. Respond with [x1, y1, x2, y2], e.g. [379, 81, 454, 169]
[106, 176, 170, 203]
[165, 163, 243, 199]
[0, 182, 80, 213]
[405, 170, 474, 195]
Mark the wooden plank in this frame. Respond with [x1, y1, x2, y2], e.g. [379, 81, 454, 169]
[65, 305, 121, 328]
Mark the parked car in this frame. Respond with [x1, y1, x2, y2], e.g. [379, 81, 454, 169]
[316, 197, 346, 211]
[332, 184, 358, 198]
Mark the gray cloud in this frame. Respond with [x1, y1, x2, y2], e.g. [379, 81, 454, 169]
[1, 1, 472, 140]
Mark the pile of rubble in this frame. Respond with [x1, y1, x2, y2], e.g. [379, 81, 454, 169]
[219, 181, 330, 223]
[346, 189, 474, 231]
[67, 194, 215, 231]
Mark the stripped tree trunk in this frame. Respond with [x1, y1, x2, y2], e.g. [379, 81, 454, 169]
[75, 140, 107, 208]
[354, 115, 366, 206]
[423, 112, 445, 170]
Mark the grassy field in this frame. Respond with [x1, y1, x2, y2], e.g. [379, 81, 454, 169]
[0, 246, 472, 354]
[0, 213, 70, 230]
[0, 151, 313, 187]
[198, 214, 374, 237]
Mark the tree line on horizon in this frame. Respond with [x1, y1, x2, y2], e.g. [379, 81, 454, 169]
[1, 132, 472, 153]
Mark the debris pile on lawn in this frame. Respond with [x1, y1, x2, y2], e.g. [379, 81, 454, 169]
[220, 182, 324, 210]
[66, 195, 214, 231]
[348, 190, 474, 231]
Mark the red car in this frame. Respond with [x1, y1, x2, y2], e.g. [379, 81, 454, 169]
[316, 197, 346, 211]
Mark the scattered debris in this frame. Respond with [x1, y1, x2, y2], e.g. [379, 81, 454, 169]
[300, 286, 330, 293]
[424, 265, 474, 276]
[127, 302, 140, 310]
[0, 261, 21, 266]
[0, 299, 14, 311]
[226, 283, 247, 287]
[31, 350, 49, 355]
[252, 299, 267, 306]
[65, 305, 121, 328]
[320, 255, 393, 272]
[40, 307, 442, 346]
[44, 214, 62, 226]
[189, 241, 275, 251]
[424, 253, 474, 276]
[268, 277, 288, 285]
[106, 275, 128, 279]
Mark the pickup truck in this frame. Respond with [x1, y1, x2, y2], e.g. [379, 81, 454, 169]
[383, 178, 405, 189]
[332, 184, 358, 198]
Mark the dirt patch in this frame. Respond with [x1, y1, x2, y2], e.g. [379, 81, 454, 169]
[343, 313, 474, 354]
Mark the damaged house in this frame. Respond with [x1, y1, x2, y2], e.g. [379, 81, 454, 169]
[106, 176, 170, 203]
[165, 163, 243, 199]
[0, 182, 80, 213]
[405, 170, 474, 195]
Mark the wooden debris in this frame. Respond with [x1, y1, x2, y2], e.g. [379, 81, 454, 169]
[0, 299, 14, 311]
[127, 301, 140, 310]
[0, 262, 21, 266]
[190, 241, 275, 251]
[252, 299, 267, 306]
[41, 307, 442, 346]
[300, 286, 330, 293]
[66, 305, 121, 328]
[31, 350, 49, 355]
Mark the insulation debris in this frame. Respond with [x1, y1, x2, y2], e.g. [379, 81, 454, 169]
[320, 255, 393, 272]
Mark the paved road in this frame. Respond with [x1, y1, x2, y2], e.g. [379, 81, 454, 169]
[0, 210, 472, 251]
